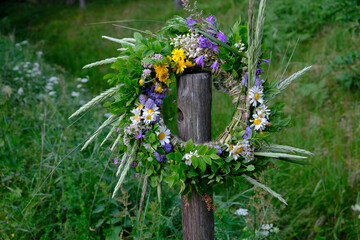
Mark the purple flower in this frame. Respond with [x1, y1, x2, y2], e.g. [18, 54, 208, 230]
[256, 68, 265, 75]
[152, 115, 160, 124]
[186, 16, 196, 28]
[199, 35, 211, 48]
[142, 69, 151, 78]
[163, 143, 172, 154]
[152, 54, 163, 61]
[153, 151, 168, 163]
[132, 162, 137, 167]
[205, 15, 216, 24]
[217, 32, 227, 43]
[211, 44, 219, 53]
[139, 94, 146, 104]
[214, 145, 222, 156]
[114, 158, 121, 164]
[262, 59, 270, 64]
[134, 173, 138, 179]
[145, 98, 155, 109]
[155, 98, 163, 106]
[136, 131, 146, 141]
[254, 77, 262, 87]
[241, 73, 248, 87]
[210, 61, 218, 71]
[242, 126, 252, 139]
[194, 55, 204, 68]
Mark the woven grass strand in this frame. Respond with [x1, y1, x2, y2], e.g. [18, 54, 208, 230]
[81, 114, 117, 151]
[102, 36, 135, 47]
[260, 144, 313, 156]
[68, 85, 120, 119]
[112, 142, 139, 198]
[243, 175, 287, 205]
[116, 152, 128, 177]
[276, 65, 312, 92]
[254, 152, 308, 160]
[138, 173, 149, 223]
[82, 56, 128, 69]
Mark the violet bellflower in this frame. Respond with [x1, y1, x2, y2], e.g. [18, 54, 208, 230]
[186, 16, 196, 28]
[205, 15, 216, 24]
[242, 126, 252, 139]
[199, 35, 211, 48]
[254, 77, 262, 87]
[241, 73, 248, 87]
[136, 131, 146, 142]
[262, 59, 270, 64]
[194, 55, 204, 68]
[217, 32, 227, 43]
[163, 143, 172, 154]
[210, 61, 218, 71]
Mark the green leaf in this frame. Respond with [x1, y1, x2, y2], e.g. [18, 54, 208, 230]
[185, 139, 195, 152]
[203, 156, 212, 165]
[191, 156, 199, 169]
[148, 133, 156, 143]
[210, 154, 220, 160]
[234, 161, 241, 170]
[198, 159, 206, 173]
[246, 165, 255, 171]
[187, 170, 198, 178]
[175, 152, 183, 162]
[206, 148, 217, 155]
[197, 145, 208, 155]
[166, 152, 175, 161]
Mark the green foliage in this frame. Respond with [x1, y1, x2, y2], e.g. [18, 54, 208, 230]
[332, 50, 360, 89]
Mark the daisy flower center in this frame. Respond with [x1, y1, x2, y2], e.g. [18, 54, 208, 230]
[146, 115, 152, 120]
[137, 104, 143, 110]
[235, 147, 244, 154]
[158, 132, 165, 140]
[254, 118, 261, 125]
[229, 145, 233, 151]
[147, 109, 154, 114]
[135, 115, 139, 119]
[254, 93, 259, 100]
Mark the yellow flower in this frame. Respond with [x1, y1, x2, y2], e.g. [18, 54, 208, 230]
[139, 79, 144, 86]
[154, 64, 169, 82]
[155, 83, 164, 93]
[175, 60, 187, 74]
[171, 48, 186, 63]
[185, 60, 195, 67]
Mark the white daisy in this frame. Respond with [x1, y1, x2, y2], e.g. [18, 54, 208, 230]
[231, 141, 249, 160]
[250, 114, 268, 131]
[136, 102, 145, 111]
[143, 111, 159, 124]
[249, 86, 264, 107]
[130, 109, 141, 124]
[256, 104, 271, 120]
[143, 105, 159, 115]
[156, 125, 171, 145]
[225, 143, 235, 153]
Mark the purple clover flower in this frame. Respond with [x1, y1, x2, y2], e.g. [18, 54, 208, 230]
[254, 77, 262, 87]
[152, 54, 163, 61]
[214, 145, 222, 156]
[139, 94, 146, 104]
[210, 61, 218, 71]
[241, 73, 248, 87]
[217, 32, 227, 43]
[163, 143, 172, 154]
[142, 69, 151, 78]
[242, 126, 252, 139]
[194, 55, 204, 68]
[145, 98, 155, 109]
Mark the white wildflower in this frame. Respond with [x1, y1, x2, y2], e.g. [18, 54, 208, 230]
[352, 204, 360, 212]
[234, 208, 248, 216]
[249, 86, 264, 107]
[17, 87, 24, 95]
[250, 113, 268, 131]
[182, 150, 199, 166]
[71, 91, 80, 97]
[49, 91, 56, 96]
[156, 125, 171, 145]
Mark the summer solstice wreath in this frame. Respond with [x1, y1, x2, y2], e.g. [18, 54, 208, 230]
[70, 0, 313, 205]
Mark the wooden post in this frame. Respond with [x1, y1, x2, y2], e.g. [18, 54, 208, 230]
[177, 72, 214, 240]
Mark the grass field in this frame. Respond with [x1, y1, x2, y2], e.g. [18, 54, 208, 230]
[1, 0, 359, 239]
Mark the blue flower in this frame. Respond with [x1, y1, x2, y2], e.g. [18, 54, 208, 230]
[254, 77, 262, 87]
[135, 131, 146, 141]
[186, 17, 196, 28]
[214, 145, 222, 156]
[205, 15, 216, 24]
[217, 32, 227, 43]
[241, 73, 248, 87]
[163, 143, 172, 154]
[145, 98, 155, 109]
[194, 55, 204, 68]
[242, 126, 252, 139]
[139, 94, 146, 104]
[210, 61, 218, 71]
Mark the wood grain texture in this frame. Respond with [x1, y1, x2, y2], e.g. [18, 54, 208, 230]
[177, 72, 214, 240]
[174, 0, 184, 9]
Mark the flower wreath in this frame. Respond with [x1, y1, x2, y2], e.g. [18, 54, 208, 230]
[70, 0, 313, 204]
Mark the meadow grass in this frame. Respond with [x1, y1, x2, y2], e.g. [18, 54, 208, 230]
[1, 0, 360, 239]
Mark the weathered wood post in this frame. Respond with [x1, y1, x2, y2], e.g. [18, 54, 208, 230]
[177, 72, 214, 240]
[174, 0, 184, 10]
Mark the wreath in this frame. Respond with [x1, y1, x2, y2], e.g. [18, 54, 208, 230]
[69, 1, 313, 206]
